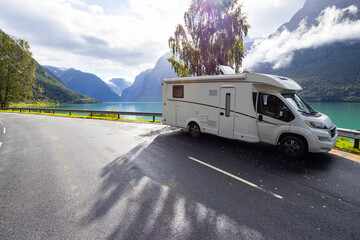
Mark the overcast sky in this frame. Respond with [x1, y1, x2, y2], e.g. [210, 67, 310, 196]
[0, 0, 306, 82]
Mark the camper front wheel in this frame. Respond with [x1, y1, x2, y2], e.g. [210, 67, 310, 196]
[279, 135, 306, 158]
[189, 122, 201, 138]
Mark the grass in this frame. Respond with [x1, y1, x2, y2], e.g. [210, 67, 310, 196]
[9, 101, 59, 108]
[335, 137, 360, 154]
[0, 109, 162, 123]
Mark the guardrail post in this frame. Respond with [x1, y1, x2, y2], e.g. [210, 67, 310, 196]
[117, 114, 120, 119]
[53, 111, 55, 114]
[152, 116, 155, 122]
[20, 109, 21, 113]
[355, 139, 359, 149]
[90, 113, 93, 117]
[69, 112, 71, 116]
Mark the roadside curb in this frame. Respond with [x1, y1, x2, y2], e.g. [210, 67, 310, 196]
[329, 149, 360, 163]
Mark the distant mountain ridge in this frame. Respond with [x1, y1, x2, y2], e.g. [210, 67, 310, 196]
[120, 53, 177, 102]
[44, 66, 121, 102]
[107, 78, 131, 96]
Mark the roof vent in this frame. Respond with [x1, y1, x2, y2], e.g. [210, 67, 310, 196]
[219, 65, 235, 75]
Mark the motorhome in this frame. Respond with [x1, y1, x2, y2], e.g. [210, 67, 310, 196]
[162, 66, 338, 157]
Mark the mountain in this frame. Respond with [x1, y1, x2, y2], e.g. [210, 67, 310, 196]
[120, 69, 152, 102]
[107, 78, 131, 96]
[44, 66, 121, 102]
[253, 41, 360, 102]
[251, 0, 360, 102]
[33, 65, 100, 103]
[278, 0, 360, 32]
[120, 53, 177, 102]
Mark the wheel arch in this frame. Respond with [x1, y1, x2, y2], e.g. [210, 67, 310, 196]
[278, 132, 309, 152]
[186, 118, 202, 130]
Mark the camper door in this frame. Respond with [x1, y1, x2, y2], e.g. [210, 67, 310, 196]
[256, 93, 290, 143]
[219, 87, 235, 139]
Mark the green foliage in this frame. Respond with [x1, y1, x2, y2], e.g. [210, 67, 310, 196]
[168, 0, 249, 76]
[0, 29, 100, 105]
[9, 101, 59, 108]
[336, 137, 360, 154]
[0, 31, 36, 107]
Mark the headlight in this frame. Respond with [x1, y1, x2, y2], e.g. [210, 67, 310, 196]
[305, 121, 327, 129]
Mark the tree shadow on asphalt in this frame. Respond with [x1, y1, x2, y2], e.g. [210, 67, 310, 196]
[79, 130, 350, 239]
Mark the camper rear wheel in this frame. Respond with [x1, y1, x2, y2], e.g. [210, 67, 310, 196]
[279, 135, 306, 158]
[189, 122, 201, 138]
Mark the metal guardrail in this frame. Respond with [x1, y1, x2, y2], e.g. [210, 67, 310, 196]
[337, 128, 360, 149]
[1, 107, 359, 148]
[1, 107, 162, 122]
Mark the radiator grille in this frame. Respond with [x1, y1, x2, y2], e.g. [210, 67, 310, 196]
[329, 126, 336, 138]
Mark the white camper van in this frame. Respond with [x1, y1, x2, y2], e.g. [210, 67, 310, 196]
[162, 67, 338, 157]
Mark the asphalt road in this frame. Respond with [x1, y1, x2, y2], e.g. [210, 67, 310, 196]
[0, 112, 359, 240]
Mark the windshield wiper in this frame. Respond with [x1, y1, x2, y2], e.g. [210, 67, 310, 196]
[310, 111, 318, 115]
[298, 109, 310, 115]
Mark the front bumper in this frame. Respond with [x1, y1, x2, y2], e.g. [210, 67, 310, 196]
[308, 126, 338, 153]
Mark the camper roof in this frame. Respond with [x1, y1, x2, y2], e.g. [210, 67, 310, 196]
[163, 73, 302, 91]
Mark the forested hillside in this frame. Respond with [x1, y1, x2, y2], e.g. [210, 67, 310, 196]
[253, 41, 360, 102]
[32, 65, 100, 103]
[1, 29, 100, 104]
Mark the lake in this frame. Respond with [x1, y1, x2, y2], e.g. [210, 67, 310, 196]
[309, 102, 360, 130]
[46, 102, 360, 130]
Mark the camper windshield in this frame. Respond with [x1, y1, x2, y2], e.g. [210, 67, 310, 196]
[282, 93, 317, 115]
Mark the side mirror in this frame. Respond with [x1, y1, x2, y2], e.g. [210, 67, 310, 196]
[279, 107, 290, 121]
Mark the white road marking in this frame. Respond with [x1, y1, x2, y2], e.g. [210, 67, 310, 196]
[0, 120, 3, 124]
[0, 142, 2, 148]
[3, 127, 5, 134]
[188, 156, 283, 200]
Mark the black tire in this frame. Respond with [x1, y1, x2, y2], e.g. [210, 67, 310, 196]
[188, 122, 201, 138]
[279, 135, 306, 158]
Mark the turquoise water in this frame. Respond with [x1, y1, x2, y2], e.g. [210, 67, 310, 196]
[43, 102, 163, 121]
[309, 102, 360, 130]
[43, 102, 359, 130]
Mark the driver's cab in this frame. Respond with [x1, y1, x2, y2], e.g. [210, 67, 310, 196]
[254, 90, 337, 157]
[254, 92, 294, 144]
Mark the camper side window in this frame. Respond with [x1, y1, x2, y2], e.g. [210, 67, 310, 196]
[259, 94, 286, 118]
[173, 85, 184, 98]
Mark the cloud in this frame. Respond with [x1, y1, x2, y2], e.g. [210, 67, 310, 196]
[244, 5, 360, 70]
[88, 5, 104, 15]
[0, 0, 187, 81]
[241, 0, 305, 38]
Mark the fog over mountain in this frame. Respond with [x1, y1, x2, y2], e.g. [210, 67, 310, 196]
[244, 4, 360, 70]
[107, 78, 132, 96]
[244, 0, 360, 102]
